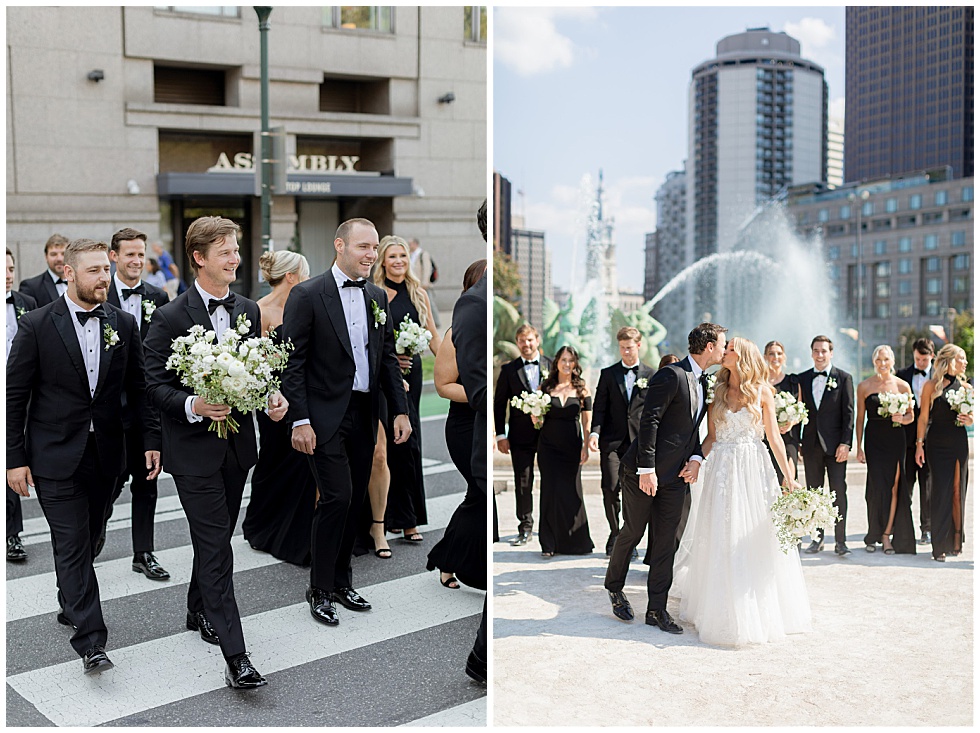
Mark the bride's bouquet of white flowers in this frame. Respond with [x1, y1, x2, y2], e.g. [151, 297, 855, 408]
[394, 314, 432, 374]
[770, 486, 842, 554]
[944, 386, 974, 427]
[166, 314, 293, 439]
[877, 391, 913, 426]
[773, 391, 808, 430]
[509, 390, 552, 429]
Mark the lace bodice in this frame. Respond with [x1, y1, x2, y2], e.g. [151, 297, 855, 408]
[714, 405, 765, 445]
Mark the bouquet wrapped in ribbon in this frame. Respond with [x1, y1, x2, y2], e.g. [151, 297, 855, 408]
[877, 391, 914, 427]
[944, 386, 974, 427]
[166, 314, 293, 438]
[770, 486, 842, 554]
[509, 390, 552, 429]
[773, 391, 808, 430]
[394, 314, 432, 374]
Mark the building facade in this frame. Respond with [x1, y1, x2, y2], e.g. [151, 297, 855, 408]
[844, 6, 974, 183]
[510, 224, 551, 331]
[650, 168, 688, 343]
[6, 6, 487, 307]
[827, 116, 845, 188]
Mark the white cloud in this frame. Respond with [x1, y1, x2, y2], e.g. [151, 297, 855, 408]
[829, 96, 845, 121]
[494, 7, 598, 76]
[783, 17, 837, 65]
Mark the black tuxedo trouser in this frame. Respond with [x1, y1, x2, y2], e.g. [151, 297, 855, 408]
[509, 446, 536, 535]
[172, 444, 249, 660]
[605, 470, 687, 611]
[308, 392, 375, 593]
[34, 434, 114, 656]
[598, 447, 623, 538]
[104, 427, 159, 554]
[905, 445, 931, 532]
[801, 448, 848, 544]
[7, 483, 24, 537]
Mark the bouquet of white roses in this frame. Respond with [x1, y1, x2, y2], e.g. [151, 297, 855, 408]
[770, 485, 842, 554]
[877, 391, 913, 426]
[944, 386, 974, 427]
[166, 314, 293, 438]
[509, 390, 552, 429]
[773, 391, 808, 429]
[394, 314, 432, 374]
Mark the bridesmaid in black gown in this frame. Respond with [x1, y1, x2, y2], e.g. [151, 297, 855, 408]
[537, 345, 594, 557]
[764, 341, 802, 484]
[242, 250, 316, 566]
[855, 345, 916, 555]
[916, 344, 973, 562]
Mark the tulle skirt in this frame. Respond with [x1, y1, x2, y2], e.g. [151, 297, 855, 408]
[670, 439, 812, 647]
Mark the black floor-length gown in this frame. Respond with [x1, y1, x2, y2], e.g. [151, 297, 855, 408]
[926, 377, 971, 559]
[242, 325, 316, 566]
[766, 373, 801, 484]
[537, 394, 594, 555]
[427, 394, 486, 589]
[862, 394, 916, 553]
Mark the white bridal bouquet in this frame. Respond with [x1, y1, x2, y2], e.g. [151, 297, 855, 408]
[510, 390, 552, 429]
[944, 386, 974, 427]
[877, 391, 913, 426]
[770, 486, 842, 554]
[166, 314, 293, 438]
[394, 314, 432, 374]
[773, 391, 808, 430]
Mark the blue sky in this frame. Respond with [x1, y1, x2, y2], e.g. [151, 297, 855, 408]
[494, 6, 847, 292]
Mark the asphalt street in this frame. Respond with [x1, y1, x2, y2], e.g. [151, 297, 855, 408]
[7, 412, 486, 727]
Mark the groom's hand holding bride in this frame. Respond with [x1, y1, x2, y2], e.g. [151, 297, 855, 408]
[679, 459, 700, 484]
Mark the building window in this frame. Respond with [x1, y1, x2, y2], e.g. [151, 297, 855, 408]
[935, 189, 948, 206]
[154, 6, 240, 17]
[899, 236, 912, 252]
[924, 256, 941, 273]
[873, 323, 887, 338]
[874, 240, 887, 255]
[875, 303, 889, 319]
[897, 214, 917, 228]
[885, 197, 898, 213]
[851, 243, 860, 258]
[951, 230, 966, 247]
[319, 76, 390, 114]
[464, 6, 487, 42]
[153, 65, 227, 106]
[839, 204, 851, 219]
[862, 201, 874, 216]
[324, 6, 394, 32]
[925, 277, 942, 295]
[952, 276, 969, 293]
[924, 234, 938, 250]
[898, 279, 912, 295]
[909, 193, 922, 209]
[963, 186, 974, 202]
[828, 246, 840, 260]
[898, 302, 914, 318]
[828, 264, 840, 280]
[817, 208, 829, 223]
[922, 211, 944, 224]
[875, 262, 890, 278]
[924, 299, 942, 316]
[951, 253, 970, 270]
[875, 280, 890, 298]
[898, 258, 913, 274]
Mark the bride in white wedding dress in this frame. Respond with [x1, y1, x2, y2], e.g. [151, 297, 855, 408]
[671, 337, 812, 647]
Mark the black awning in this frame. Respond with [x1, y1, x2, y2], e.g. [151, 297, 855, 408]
[157, 172, 413, 198]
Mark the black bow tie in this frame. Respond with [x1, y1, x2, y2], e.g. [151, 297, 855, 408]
[207, 293, 236, 315]
[524, 360, 539, 367]
[814, 370, 829, 378]
[342, 279, 366, 289]
[121, 285, 145, 300]
[6, 294, 14, 305]
[625, 365, 638, 373]
[76, 306, 107, 325]
[55, 278, 68, 286]
[913, 368, 927, 377]
[698, 372, 710, 387]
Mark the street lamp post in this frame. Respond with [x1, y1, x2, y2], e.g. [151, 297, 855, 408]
[255, 7, 273, 260]
[849, 189, 870, 378]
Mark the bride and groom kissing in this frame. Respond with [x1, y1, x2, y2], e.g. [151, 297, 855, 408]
[604, 323, 811, 647]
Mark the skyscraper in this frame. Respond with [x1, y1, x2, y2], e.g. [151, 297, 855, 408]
[648, 168, 688, 342]
[844, 6, 974, 183]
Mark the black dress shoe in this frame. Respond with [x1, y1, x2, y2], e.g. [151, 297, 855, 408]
[82, 646, 114, 675]
[804, 540, 824, 554]
[608, 591, 634, 622]
[186, 610, 220, 645]
[224, 653, 267, 689]
[57, 608, 77, 630]
[645, 608, 683, 634]
[919, 531, 931, 545]
[6, 535, 27, 562]
[834, 542, 851, 556]
[306, 586, 339, 626]
[465, 649, 486, 685]
[133, 552, 171, 580]
[510, 533, 530, 547]
[331, 587, 371, 611]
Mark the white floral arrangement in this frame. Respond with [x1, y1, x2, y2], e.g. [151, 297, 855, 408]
[771, 485, 842, 554]
[825, 376, 838, 391]
[103, 323, 120, 351]
[394, 314, 432, 374]
[370, 300, 387, 329]
[509, 390, 552, 430]
[774, 390, 808, 429]
[16, 306, 27, 319]
[635, 377, 649, 390]
[944, 386, 974, 427]
[142, 300, 157, 323]
[877, 391, 913, 427]
[165, 313, 292, 438]
[704, 373, 718, 403]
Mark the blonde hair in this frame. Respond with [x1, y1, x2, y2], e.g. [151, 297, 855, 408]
[374, 235, 428, 325]
[871, 344, 895, 373]
[712, 337, 768, 428]
[930, 344, 970, 406]
[258, 250, 309, 287]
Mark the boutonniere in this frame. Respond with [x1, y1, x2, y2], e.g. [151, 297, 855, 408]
[103, 322, 120, 351]
[235, 313, 251, 335]
[16, 306, 27, 320]
[635, 377, 649, 390]
[142, 299, 157, 323]
[540, 367, 550, 381]
[826, 377, 838, 391]
[370, 300, 386, 329]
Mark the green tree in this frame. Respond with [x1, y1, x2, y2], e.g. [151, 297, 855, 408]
[952, 309, 974, 379]
[493, 250, 521, 311]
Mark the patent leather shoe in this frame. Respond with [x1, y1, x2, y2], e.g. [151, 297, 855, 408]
[331, 587, 371, 611]
[834, 542, 851, 556]
[6, 535, 27, 562]
[82, 646, 113, 675]
[510, 532, 530, 547]
[804, 539, 824, 554]
[608, 590, 634, 622]
[645, 608, 683, 634]
[186, 610, 220, 645]
[306, 586, 339, 626]
[224, 653, 267, 689]
[133, 552, 171, 580]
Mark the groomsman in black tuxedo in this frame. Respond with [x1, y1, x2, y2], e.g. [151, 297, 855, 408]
[144, 216, 287, 689]
[281, 217, 409, 628]
[798, 335, 855, 556]
[589, 326, 656, 555]
[7, 238, 159, 675]
[19, 233, 69, 307]
[96, 227, 173, 579]
[6, 248, 37, 562]
[897, 337, 935, 545]
[493, 324, 553, 545]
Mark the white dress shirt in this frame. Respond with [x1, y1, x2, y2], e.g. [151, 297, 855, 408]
[49, 269, 68, 297]
[6, 294, 18, 360]
[184, 280, 234, 423]
[114, 273, 142, 323]
[522, 351, 542, 392]
[623, 360, 639, 400]
[812, 363, 832, 409]
[332, 263, 371, 393]
[911, 367, 931, 406]
[64, 295, 102, 431]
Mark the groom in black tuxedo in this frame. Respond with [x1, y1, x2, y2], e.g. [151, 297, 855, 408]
[896, 337, 934, 544]
[798, 335, 855, 556]
[589, 326, 656, 554]
[145, 216, 287, 689]
[604, 323, 726, 633]
[7, 238, 159, 675]
[281, 217, 409, 628]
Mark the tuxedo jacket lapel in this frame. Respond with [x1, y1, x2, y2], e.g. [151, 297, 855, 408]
[51, 301, 89, 392]
[618, 369, 629, 404]
[107, 286, 121, 309]
[515, 360, 531, 392]
[321, 276, 354, 361]
[42, 275, 58, 304]
[185, 285, 216, 332]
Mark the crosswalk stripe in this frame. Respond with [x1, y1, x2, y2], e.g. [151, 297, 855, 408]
[7, 489, 467, 623]
[6, 573, 485, 727]
[400, 698, 487, 727]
